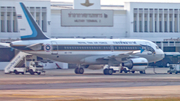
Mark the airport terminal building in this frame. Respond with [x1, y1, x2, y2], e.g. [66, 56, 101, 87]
[0, 0, 180, 66]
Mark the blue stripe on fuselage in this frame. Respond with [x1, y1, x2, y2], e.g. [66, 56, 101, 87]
[20, 3, 37, 39]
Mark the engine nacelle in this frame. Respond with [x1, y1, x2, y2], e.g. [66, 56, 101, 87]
[86, 65, 104, 70]
[123, 58, 148, 71]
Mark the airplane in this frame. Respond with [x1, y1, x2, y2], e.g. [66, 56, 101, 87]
[9, 2, 164, 75]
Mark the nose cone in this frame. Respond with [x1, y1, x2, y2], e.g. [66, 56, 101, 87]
[156, 49, 165, 61]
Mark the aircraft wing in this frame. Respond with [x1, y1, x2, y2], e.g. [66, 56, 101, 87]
[97, 50, 141, 62]
[111, 50, 141, 58]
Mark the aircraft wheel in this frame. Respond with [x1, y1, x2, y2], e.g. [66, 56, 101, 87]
[103, 69, 108, 75]
[103, 69, 113, 75]
[108, 69, 113, 75]
[29, 69, 34, 75]
[79, 68, 84, 74]
[75, 68, 79, 74]
[140, 71, 146, 74]
[21, 72, 24, 75]
[132, 71, 135, 73]
[37, 72, 41, 75]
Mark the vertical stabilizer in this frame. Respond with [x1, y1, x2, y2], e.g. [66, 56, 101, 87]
[16, 2, 49, 40]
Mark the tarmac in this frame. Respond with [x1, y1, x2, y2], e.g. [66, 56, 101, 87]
[0, 68, 180, 101]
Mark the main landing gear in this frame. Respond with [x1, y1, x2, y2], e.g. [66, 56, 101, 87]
[103, 68, 114, 75]
[140, 70, 146, 74]
[75, 67, 84, 74]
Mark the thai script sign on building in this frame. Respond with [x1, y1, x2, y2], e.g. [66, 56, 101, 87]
[61, 9, 114, 27]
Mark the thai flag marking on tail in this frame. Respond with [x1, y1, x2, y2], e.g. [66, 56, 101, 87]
[17, 14, 22, 19]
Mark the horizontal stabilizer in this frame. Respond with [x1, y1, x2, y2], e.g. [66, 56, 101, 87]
[26, 43, 43, 51]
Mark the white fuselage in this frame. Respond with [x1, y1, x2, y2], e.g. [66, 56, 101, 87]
[11, 38, 164, 65]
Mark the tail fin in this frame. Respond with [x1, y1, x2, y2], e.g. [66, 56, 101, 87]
[15, 2, 49, 40]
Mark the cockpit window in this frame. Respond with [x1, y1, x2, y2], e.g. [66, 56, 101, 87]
[156, 46, 159, 49]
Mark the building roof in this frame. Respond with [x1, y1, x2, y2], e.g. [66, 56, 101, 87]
[51, 2, 124, 10]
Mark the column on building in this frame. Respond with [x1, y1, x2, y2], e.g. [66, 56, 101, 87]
[178, 9, 180, 32]
[142, 8, 144, 32]
[174, 9, 178, 32]
[172, 9, 174, 32]
[161, 42, 164, 50]
[7, 7, 11, 32]
[40, 7, 42, 29]
[159, 9, 162, 32]
[164, 9, 168, 32]
[167, 9, 169, 32]
[1, 7, 6, 32]
[0, 6, 1, 32]
[137, 8, 139, 32]
[149, 9, 153, 32]
[42, 7, 47, 32]
[154, 9, 157, 32]
[144, 8, 148, 32]
[147, 8, 150, 32]
[10, 7, 13, 32]
[133, 8, 137, 32]
[152, 9, 155, 32]
[169, 9, 173, 32]
[4, 7, 7, 32]
[13, 7, 18, 32]
[162, 9, 164, 32]
[139, 8, 143, 32]
[179, 9, 180, 32]
[156, 9, 160, 32]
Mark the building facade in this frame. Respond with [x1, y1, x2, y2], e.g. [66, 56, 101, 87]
[0, 0, 180, 53]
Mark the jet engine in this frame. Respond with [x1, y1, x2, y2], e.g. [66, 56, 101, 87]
[122, 58, 148, 71]
[85, 65, 104, 70]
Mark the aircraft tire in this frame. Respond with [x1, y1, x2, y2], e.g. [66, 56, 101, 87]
[140, 71, 146, 74]
[79, 68, 84, 74]
[75, 68, 79, 74]
[132, 71, 135, 73]
[108, 69, 113, 75]
[103, 69, 113, 75]
[29, 69, 34, 75]
[37, 72, 41, 75]
[103, 69, 108, 75]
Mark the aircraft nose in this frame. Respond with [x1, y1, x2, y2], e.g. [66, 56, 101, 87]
[156, 49, 165, 61]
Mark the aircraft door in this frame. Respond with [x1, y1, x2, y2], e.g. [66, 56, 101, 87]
[51, 41, 58, 55]
[111, 46, 114, 52]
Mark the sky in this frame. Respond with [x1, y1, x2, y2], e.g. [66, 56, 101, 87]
[51, 0, 180, 5]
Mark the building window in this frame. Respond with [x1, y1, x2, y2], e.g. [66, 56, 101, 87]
[134, 13, 137, 32]
[163, 47, 176, 52]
